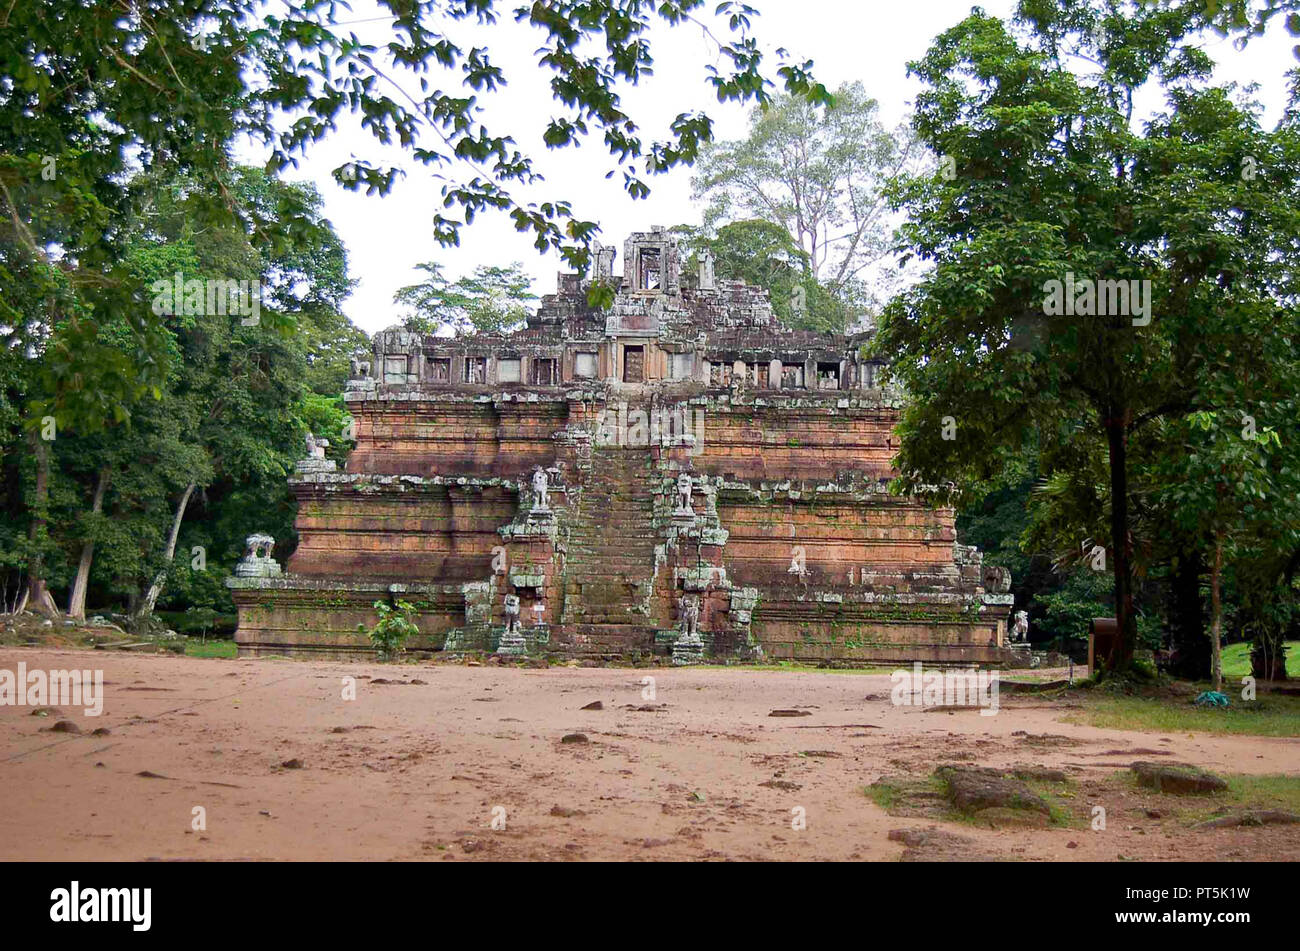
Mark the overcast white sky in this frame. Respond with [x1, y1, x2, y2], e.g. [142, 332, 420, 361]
[235, 1, 1299, 335]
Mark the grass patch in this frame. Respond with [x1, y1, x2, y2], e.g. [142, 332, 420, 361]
[1066, 692, 1300, 737]
[1022, 778, 1083, 828]
[1221, 641, 1299, 679]
[1103, 770, 1300, 827]
[865, 776, 934, 810]
[185, 639, 238, 659]
[1224, 774, 1300, 814]
[867, 771, 1080, 828]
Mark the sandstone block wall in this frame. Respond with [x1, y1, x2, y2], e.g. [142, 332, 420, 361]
[231, 388, 1013, 665]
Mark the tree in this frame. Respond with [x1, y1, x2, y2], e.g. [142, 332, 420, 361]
[673, 220, 847, 331]
[872, 1, 1300, 673]
[1180, 0, 1300, 58]
[0, 161, 363, 627]
[1, 1, 824, 611]
[2, 0, 826, 297]
[394, 263, 536, 335]
[120, 167, 357, 622]
[691, 81, 917, 315]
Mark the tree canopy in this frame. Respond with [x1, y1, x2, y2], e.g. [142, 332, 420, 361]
[873, 0, 1300, 672]
[394, 262, 536, 335]
[691, 81, 918, 318]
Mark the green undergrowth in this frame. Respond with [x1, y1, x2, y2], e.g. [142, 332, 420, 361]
[1065, 691, 1300, 737]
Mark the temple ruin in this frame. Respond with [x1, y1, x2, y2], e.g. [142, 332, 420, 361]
[228, 226, 1016, 664]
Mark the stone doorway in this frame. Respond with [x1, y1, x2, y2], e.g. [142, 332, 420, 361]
[623, 345, 644, 383]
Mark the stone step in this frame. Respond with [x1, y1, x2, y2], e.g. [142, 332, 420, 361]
[565, 584, 648, 598]
[564, 557, 654, 568]
[562, 450, 662, 615]
[565, 560, 654, 573]
[566, 544, 657, 554]
[569, 521, 656, 530]
[564, 623, 659, 647]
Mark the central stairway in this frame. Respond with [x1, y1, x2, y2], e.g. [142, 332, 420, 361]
[560, 445, 661, 656]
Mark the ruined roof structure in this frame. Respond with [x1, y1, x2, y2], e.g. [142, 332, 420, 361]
[228, 226, 1017, 664]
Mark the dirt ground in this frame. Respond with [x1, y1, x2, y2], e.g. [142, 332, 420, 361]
[2, 646, 1297, 861]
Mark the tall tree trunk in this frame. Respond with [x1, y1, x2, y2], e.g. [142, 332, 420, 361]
[135, 480, 196, 620]
[17, 428, 59, 618]
[1210, 532, 1224, 694]
[1104, 413, 1136, 671]
[1168, 548, 1209, 679]
[67, 468, 109, 621]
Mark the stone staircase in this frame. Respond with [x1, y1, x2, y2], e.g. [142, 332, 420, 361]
[560, 445, 661, 655]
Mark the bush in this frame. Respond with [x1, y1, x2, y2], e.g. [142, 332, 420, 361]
[360, 599, 419, 660]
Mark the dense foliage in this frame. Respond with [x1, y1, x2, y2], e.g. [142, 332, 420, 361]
[875, 0, 1300, 674]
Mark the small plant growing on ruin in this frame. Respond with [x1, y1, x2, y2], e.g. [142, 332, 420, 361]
[361, 600, 419, 660]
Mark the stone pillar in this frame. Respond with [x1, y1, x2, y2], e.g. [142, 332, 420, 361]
[699, 250, 715, 290]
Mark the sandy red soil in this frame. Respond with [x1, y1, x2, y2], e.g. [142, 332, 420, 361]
[2, 647, 1297, 861]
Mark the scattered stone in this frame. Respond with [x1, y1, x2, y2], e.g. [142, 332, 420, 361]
[972, 806, 1053, 829]
[1103, 748, 1174, 757]
[768, 709, 812, 718]
[1067, 841, 1079, 849]
[1130, 761, 1227, 794]
[759, 779, 802, 791]
[799, 750, 841, 758]
[549, 805, 585, 818]
[1012, 732, 1077, 747]
[49, 720, 82, 734]
[280, 758, 305, 769]
[580, 700, 604, 710]
[1194, 810, 1300, 829]
[136, 771, 168, 779]
[560, 733, 589, 744]
[1008, 765, 1067, 782]
[936, 766, 1051, 815]
[91, 727, 111, 736]
[29, 707, 63, 718]
[1145, 809, 1164, 819]
[622, 703, 666, 712]
[887, 826, 994, 862]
